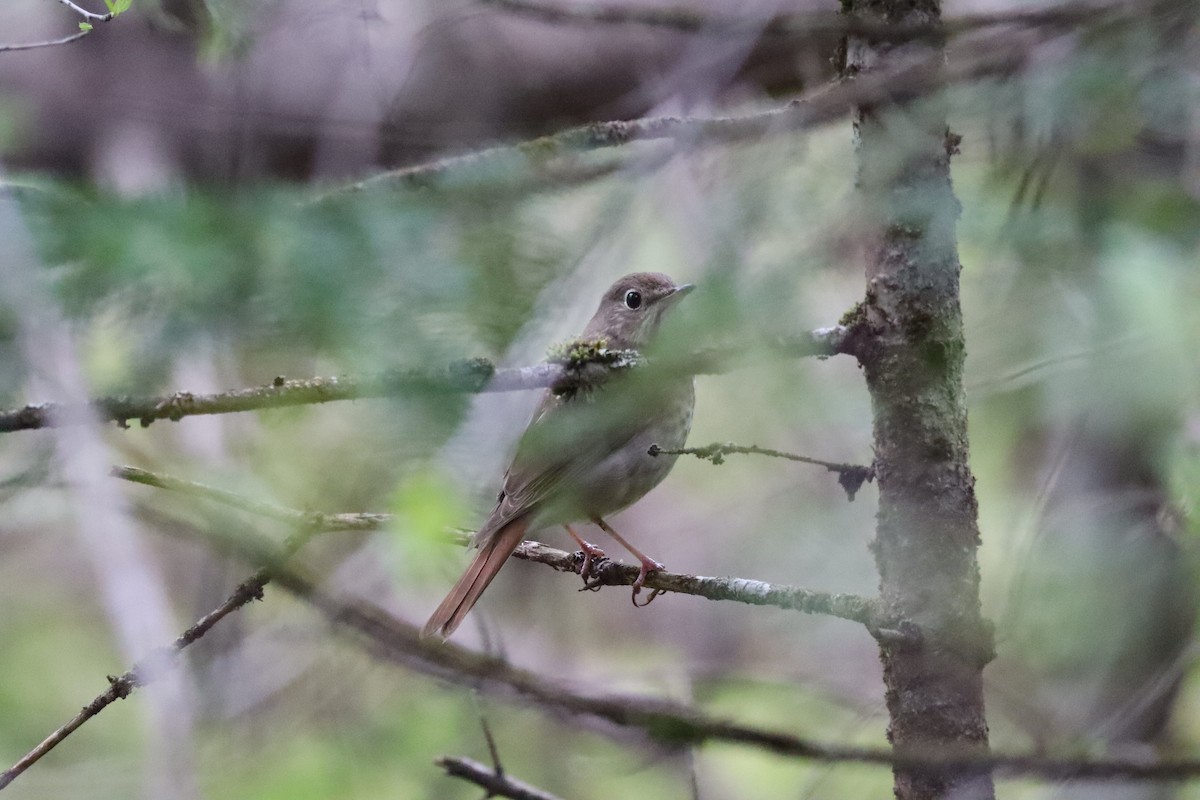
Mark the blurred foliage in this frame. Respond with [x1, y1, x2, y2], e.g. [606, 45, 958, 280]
[1, 4, 1199, 799]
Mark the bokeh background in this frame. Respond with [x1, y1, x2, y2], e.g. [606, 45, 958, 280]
[1, 0, 1198, 798]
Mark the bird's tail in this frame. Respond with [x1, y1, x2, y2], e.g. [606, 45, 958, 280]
[421, 515, 531, 640]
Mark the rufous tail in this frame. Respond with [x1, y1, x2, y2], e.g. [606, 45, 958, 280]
[421, 516, 530, 640]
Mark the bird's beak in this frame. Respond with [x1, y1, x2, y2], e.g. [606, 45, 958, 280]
[664, 284, 695, 303]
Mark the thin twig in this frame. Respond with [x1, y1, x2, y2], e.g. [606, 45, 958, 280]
[55, 0, 113, 21]
[0, 327, 850, 434]
[476, 698, 505, 774]
[437, 756, 566, 800]
[650, 442, 875, 500]
[0, 493, 327, 793]
[0, 29, 91, 53]
[0, 559, 299, 791]
[0, 0, 117, 53]
[113, 465, 389, 532]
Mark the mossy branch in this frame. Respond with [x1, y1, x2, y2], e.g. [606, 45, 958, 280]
[0, 327, 850, 434]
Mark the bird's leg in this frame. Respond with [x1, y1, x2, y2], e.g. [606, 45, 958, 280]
[590, 516, 665, 607]
[564, 524, 606, 588]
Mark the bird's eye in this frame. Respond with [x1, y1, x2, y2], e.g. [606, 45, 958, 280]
[624, 290, 642, 310]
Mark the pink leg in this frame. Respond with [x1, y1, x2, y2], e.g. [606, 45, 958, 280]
[564, 524, 606, 587]
[591, 516, 665, 607]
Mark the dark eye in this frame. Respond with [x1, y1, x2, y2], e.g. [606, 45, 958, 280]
[623, 290, 642, 310]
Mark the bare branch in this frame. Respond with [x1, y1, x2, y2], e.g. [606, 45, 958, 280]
[650, 441, 875, 500]
[437, 756, 565, 800]
[0, 327, 850, 434]
[0, 484, 329, 793]
[0, 567, 284, 791]
[0, 29, 91, 53]
[55, 0, 113, 22]
[312, 28, 1040, 200]
[113, 465, 389, 532]
[482, 0, 1110, 42]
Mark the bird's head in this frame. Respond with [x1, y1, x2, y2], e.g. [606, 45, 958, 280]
[581, 272, 694, 351]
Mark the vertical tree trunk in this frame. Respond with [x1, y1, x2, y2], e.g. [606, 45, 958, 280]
[842, 2, 996, 799]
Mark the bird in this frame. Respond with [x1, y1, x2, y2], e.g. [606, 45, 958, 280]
[422, 272, 695, 639]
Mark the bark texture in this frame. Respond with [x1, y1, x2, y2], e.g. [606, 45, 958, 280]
[843, 1, 996, 798]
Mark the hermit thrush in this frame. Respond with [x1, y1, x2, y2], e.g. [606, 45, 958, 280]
[423, 272, 695, 639]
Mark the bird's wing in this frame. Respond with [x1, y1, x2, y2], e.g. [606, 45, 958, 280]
[473, 380, 661, 546]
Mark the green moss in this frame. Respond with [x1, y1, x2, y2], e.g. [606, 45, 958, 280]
[839, 301, 867, 327]
[545, 337, 611, 366]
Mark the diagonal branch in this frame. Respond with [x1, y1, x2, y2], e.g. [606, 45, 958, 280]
[0, 540, 305, 791]
[313, 27, 1042, 200]
[482, 0, 1113, 42]
[437, 756, 565, 800]
[0, 326, 850, 434]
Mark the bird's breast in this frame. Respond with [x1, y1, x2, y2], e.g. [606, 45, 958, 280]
[572, 378, 694, 517]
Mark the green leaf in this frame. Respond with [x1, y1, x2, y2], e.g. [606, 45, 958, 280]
[113, 0, 133, 14]
[78, 21, 93, 31]
[103, 0, 115, 12]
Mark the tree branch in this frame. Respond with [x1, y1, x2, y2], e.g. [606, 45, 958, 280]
[436, 756, 566, 800]
[0, 0, 119, 53]
[10, 500, 1200, 788]
[0, 29, 92, 53]
[312, 27, 1042, 200]
[482, 0, 1111, 42]
[55, 0, 112, 22]
[0, 560, 296, 791]
[0, 326, 850, 434]
[649, 442, 875, 500]
[279, 562, 1200, 784]
[113, 465, 389, 532]
[110, 464, 892, 631]
[509, 540, 893, 631]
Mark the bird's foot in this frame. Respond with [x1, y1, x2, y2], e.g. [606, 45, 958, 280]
[630, 557, 665, 608]
[574, 541, 608, 590]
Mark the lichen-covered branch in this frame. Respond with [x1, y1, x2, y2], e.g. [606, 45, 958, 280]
[314, 30, 1040, 200]
[510, 540, 892, 631]
[483, 0, 1110, 42]
[0, 327, 848, 434]
[649, 441, 875, 500]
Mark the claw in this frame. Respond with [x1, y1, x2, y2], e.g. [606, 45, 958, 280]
[565, 524, 606, 586]
[632, 587, 665, 607]
[575, 545, 607, 583]
[629, 557, 665, 607]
